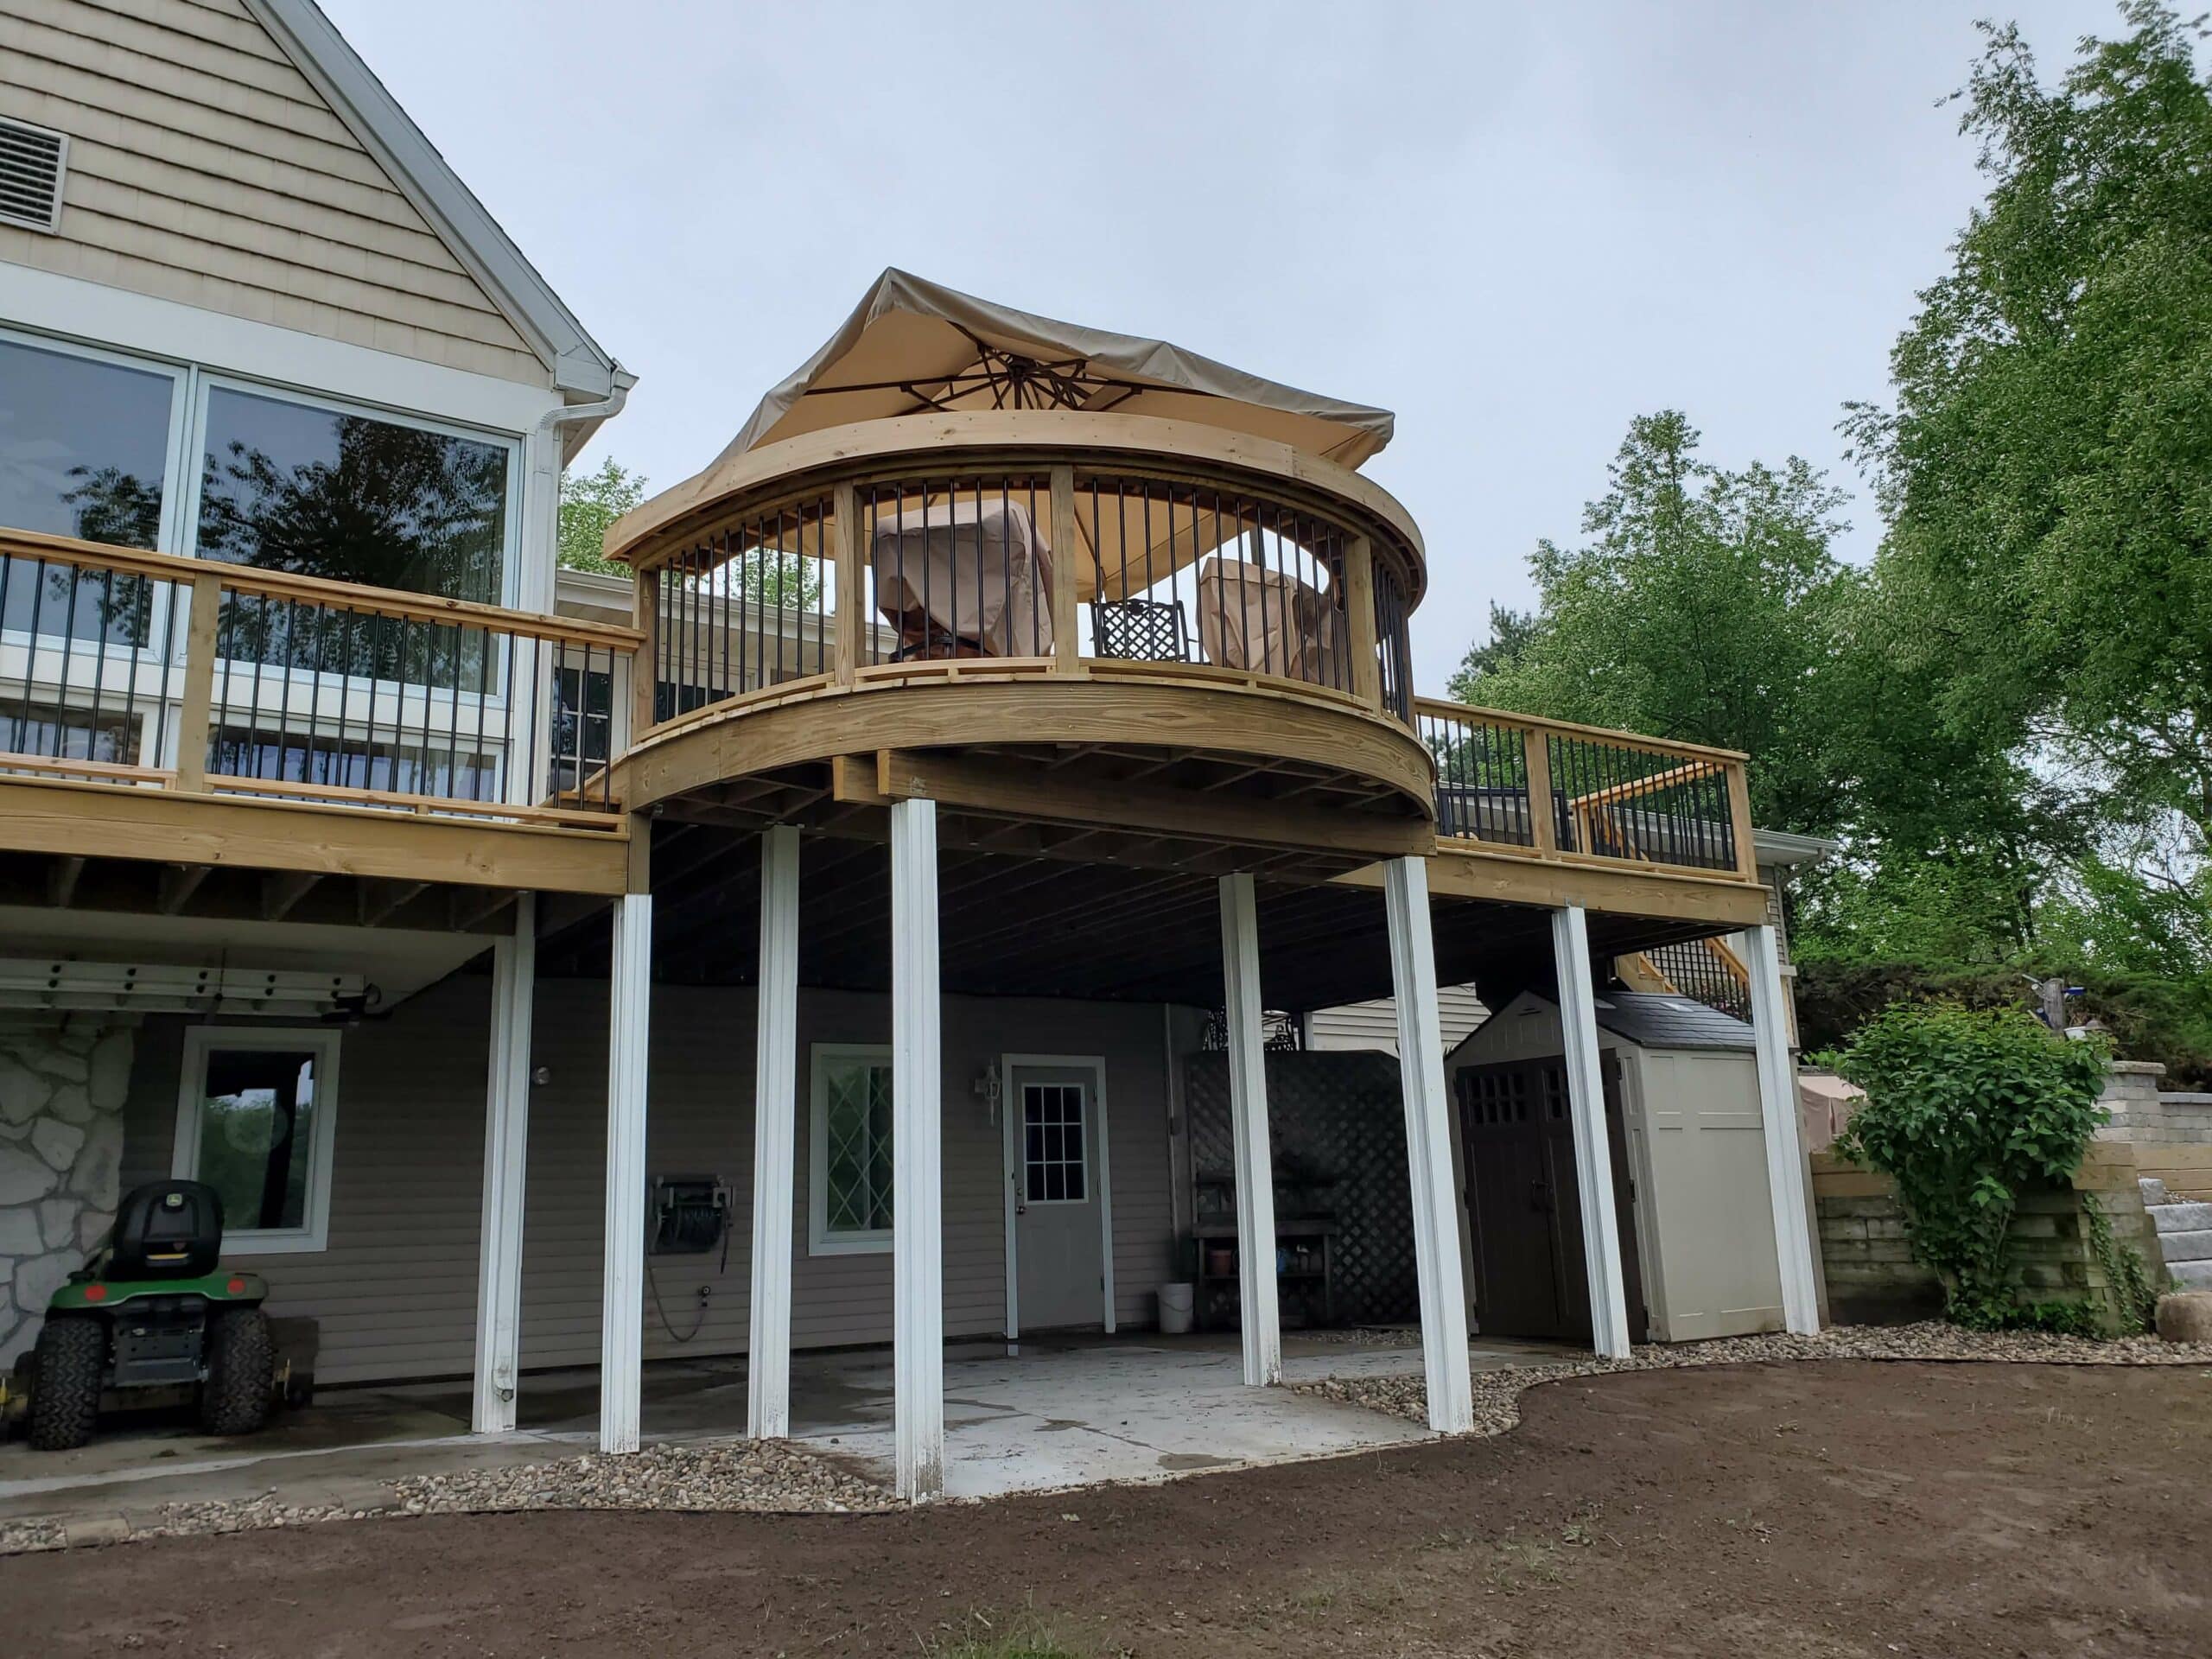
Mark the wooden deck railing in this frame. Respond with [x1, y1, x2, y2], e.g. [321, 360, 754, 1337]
[623, 425, 1428, 746]
[1414, 696, 1758, 880]
[0, 528, 641, 829]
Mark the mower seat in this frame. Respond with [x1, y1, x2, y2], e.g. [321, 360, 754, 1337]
[99, 1179, 225, 1281]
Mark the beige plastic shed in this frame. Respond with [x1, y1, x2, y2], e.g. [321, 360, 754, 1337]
[1444, 989, 1788, 1344]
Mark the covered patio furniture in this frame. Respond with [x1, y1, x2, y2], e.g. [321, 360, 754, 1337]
[870, 496, 1053, 659]
[1196, 556, 1343, 685]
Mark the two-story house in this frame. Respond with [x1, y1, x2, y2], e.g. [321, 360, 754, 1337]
[0, 2, 1816, 1505]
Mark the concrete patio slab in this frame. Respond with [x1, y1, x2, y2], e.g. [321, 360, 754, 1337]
[0, 1329, 1579, 1538]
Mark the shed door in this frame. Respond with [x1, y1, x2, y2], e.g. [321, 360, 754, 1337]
[1457, 1055, 1646, 1344]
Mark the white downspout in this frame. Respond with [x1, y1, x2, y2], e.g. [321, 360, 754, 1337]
[515, 380, 631, 804]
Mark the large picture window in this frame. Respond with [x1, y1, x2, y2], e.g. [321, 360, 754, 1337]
[0, 334, 180, 645]
[809, 1045, 894, 1255]
[194, 385, 511, 605]
[172, 1027, 341, 1255]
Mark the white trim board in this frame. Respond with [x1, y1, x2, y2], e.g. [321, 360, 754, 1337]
[998, 1052, 1116, 1341]
[0, 263, 564, 437]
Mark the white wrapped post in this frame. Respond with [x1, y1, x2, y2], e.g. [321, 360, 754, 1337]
[891, 798, 945, 1500]
[1383, 856, 1473, 1432]
[748, 825, 801, 1438]
[1218, 872, 1282, 1387]
[472, 893, 536, 1433]
[1551, 905, 1632, 1359]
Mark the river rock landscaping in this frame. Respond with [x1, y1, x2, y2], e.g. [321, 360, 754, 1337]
[1294, 1319, 2212, 1432]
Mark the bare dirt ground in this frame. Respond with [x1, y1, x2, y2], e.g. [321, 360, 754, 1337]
[4, 1360, 2208, 1657]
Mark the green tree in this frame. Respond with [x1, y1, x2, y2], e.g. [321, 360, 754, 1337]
[556, 456, 645, 576]
[1450, 411, 1856, 836]
[1846, 3, 2212, 870]
[558, 456, 823, 607]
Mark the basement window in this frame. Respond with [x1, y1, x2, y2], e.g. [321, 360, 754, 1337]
[809, 1045, 893, 1255]
[173, 1027, 342, 1255]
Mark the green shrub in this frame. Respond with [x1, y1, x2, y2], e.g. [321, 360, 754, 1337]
[1827, 1003, 2110, 1330]
[1796, 958, 2212, 1086]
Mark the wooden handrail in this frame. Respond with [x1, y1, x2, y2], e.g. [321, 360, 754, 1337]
[1412, 695, 1749, 766]
[0, 527, 643, 653]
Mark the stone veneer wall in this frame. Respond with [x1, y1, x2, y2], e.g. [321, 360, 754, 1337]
[0, 1016, 132, 1368]
[1812, 1138, 2159, 1332]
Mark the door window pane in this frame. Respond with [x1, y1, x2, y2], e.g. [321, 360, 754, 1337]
[1023, 1083, 1087, 1205]
[196, 386, 509, 604]
[194, 1046, 322, 1234]
[0, 337, 174, 643]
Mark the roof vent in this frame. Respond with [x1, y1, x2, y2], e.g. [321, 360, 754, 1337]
[0, 117, 68, 234]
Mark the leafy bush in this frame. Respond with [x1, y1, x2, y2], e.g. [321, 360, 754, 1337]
[1827, 1003, 2110, 1329]
[1796, 958, 2212, 1086]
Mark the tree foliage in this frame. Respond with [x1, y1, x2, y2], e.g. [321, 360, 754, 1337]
[1449, 411, 1856, 836]
[1456, 9, 2212, 1056]
[1846, 2, 2212, 904]
[556, 456, 646, 576]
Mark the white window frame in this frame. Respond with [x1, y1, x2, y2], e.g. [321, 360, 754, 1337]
[808, 1042, 894, 1257]
[172, 1026, 342, 1255]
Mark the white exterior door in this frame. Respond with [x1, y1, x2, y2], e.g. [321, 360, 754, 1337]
[1008, 1061, 1105, 1332]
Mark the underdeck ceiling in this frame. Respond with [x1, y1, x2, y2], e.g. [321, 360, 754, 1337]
[536, 819, 1733, 1013]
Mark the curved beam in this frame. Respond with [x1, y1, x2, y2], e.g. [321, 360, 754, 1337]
[616, 672, 1437, 823]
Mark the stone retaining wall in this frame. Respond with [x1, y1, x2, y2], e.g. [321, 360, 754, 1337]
[0, 1015, 133, 1369]
[1812, 1140, 2159, 1332]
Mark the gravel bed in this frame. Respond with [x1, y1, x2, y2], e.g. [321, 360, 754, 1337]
[0, 1519, 62, 1555]
[1294, 1320, 2212, 1431]
[0, 1438, 890, 1555]
[386, 1438, 891, 1517]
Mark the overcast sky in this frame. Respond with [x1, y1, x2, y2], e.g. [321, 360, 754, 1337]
[327, 0, 2123, 692]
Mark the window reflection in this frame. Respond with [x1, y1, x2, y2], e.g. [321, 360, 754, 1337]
[196, 387, 507, 603]
[196, 388, 511, 683]
[0, 338, 172, 645]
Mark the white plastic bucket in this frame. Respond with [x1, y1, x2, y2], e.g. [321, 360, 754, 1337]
[1157, 1282, 1195, 1335]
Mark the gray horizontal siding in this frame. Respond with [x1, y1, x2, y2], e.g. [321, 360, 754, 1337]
[1306, 984, 1487, 1057]
[123, 975, 1184, 1385]
[0, 0, 545, 382]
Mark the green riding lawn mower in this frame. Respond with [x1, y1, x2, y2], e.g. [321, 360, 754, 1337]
[3, 1179, 283, 1452]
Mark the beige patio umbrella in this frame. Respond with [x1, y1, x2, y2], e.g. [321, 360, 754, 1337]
[608, 270, 1395, 607]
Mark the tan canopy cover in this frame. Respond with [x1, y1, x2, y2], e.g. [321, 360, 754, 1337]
[717, 268, 1395, 468]
[607, 272, 1400, 602]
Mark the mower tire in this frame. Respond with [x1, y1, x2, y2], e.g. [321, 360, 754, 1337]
[27, 1315, 106, 1452]
[200, 1306, 274, 1436]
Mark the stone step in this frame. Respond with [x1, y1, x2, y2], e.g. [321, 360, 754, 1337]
[2139, 1177, 2172, 1206]
[2152, 1229, 2212, 1264]
[2150, 1201, 2212, 1234]
[2168, 1258, 2212, 1290]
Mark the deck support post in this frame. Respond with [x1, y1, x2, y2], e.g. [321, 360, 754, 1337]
[891, 798, 945, 1501]
[599, 835, 652, 1454]
[1745, 923, 1821, 1335]
[1551, 904, 1633, 1359]
[747, 826, 802, 1439]
[472, 893, 536, 1433]
[1217, 872, 1282, 1387]
[1383, 857, 1473, 1432]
